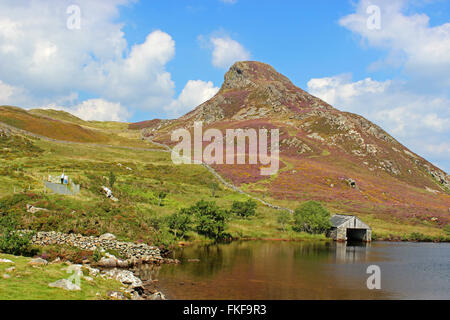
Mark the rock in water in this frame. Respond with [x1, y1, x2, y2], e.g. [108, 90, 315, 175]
[48, 279, 81, 291]
[149, 292, 166, 300]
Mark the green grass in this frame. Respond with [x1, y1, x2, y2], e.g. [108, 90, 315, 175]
[2, 109, 446, 246]
[0, 135, 312, 246]
[0, 253, 123, 300]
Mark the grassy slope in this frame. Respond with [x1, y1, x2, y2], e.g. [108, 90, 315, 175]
[0, 106, 447, 243]
[0, 106, 164, 149]
[0, 253, 123, 300]
[193, 119, 449, 240]
[0, 132, 308, 244]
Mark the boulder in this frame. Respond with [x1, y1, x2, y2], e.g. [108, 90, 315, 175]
[98, 257, 117, 268]
[48, 279, 81, 291]
[103, 269, 143, 288]
[28, 257, 48, 266]
[108, 291, 125, 300]
[346, 178, 357, 188]
[99, 233, 116, 241]
[0, 259, 14, 264]
[149, 292, 166, 300]
[26, 204, 48, 214]
[116, 259, 130, 268]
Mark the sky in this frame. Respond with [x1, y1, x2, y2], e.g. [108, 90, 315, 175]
[0, 0, 449, 172]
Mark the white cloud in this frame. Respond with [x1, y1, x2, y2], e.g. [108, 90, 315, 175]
[220, 0, 238, 4]
[0, 80, 18, 102]
[307, 74, 450, 172]
[425, 142, 450, 157]
[165, 80, 219, 118]
[339, 0, 450, 88]
[305, 0, 450, 172]
[333, 0, 450, 172]
[0, 0, 186, 117]
[43, 99, 131, 122]
[209, 36, 251, 69]
[0, 1, 221, 120]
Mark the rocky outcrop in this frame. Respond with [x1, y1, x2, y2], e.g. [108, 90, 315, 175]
[48, 279, 81, 291]
[28, 257, 48, 266]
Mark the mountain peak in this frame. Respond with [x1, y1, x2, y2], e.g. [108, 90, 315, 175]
[222, 61, 293, 90]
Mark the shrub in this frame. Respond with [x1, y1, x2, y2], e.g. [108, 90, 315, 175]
[185, 200, 230, 241]
[444, 225, 450, 237]
[93, 248, 103, 262]
[408, 232, 432, 242]
[277, 211, 291, 231]
[231, 199, 257, 218]
[167, 211, 191, 239]
[0, 215, 37, 257]
[39, 245, 93, 264]
[293, 201, 331, 234]
[157, 191, 167, 206]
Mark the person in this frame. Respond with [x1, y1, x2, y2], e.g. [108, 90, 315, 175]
[61, 173, 64, 184]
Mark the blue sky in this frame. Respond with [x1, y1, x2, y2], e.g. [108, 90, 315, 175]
[0, 0, 448, 171]
[120, 0, 389, 98]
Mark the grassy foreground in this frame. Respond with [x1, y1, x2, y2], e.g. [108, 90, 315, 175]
[0, 253, 123, 300]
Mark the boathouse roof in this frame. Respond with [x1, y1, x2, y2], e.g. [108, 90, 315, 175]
[330, 214, 355, 227]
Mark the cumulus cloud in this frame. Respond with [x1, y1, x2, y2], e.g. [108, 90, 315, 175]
[165, 80, 219, 117]
[0, 80, 19, 103]
[339, 0, 450, 89]
[307, 74, 450, 171]
[43, 99, 131, 122]
[305, 0, 450, 172]
[0, 0, 217, 120]
[208, 36, 251, 69]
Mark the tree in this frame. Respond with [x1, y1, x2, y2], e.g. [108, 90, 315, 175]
[277, 211, 291, 231]
[157, 191, 167, 206]
[293, 201, 331, 234]
[184, 200, 229, 241]
[167, 211, 191, 239]
[108, 171, 116, 188]
[231, 199, 257, 218]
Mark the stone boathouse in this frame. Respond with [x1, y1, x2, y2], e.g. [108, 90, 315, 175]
[328, 214, 372, 242]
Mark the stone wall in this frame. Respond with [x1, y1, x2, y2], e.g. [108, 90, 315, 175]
[30, 231, 162, 261]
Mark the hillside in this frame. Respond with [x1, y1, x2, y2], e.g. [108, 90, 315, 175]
[0, 62, 448, 242]
[0, 106, 163, 149]
[136, 61, 450, 234]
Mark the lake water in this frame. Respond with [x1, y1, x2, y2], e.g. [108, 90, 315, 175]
[136, 241, 450, 300]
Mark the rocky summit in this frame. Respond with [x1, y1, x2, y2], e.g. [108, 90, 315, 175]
[138, 61, 450, 227]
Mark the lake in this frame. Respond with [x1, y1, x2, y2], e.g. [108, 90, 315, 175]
[135, 241, 450, 300]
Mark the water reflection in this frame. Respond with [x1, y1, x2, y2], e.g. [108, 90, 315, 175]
[333, 241, 371, 263]
[148, 241, 449, 300]
[134, 263, 161, 282]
